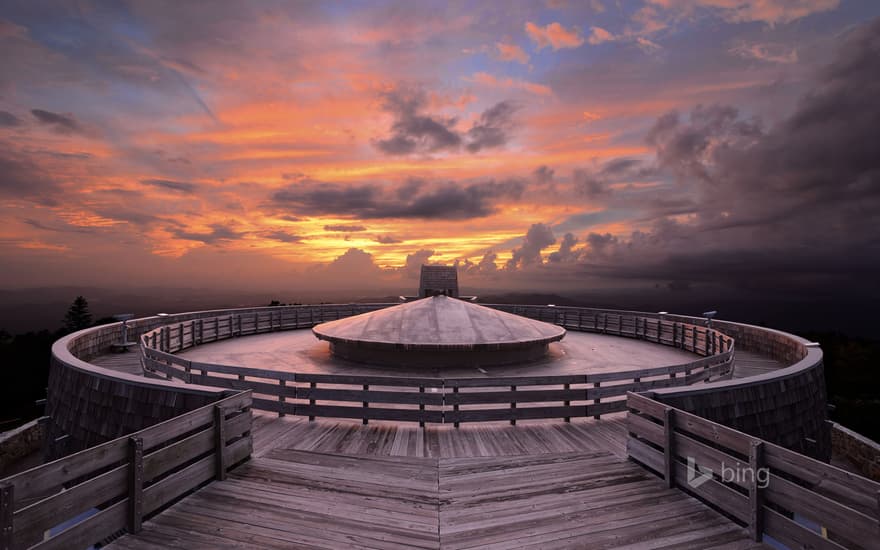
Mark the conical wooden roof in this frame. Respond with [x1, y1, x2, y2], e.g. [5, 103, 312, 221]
[313, 295, 565, 351]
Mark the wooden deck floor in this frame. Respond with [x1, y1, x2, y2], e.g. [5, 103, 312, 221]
[109, 415, 767, 549]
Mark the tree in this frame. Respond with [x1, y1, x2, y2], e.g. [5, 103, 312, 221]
[63, 296, 93, 333]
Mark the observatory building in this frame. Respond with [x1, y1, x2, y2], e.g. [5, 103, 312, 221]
[312, 294, 566, 367]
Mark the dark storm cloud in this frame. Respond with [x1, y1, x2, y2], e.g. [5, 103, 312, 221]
[548, 232, 579, 263]
[272, 178, 523, 220]
[141, 178, 198, 193]
[324, 224, 367, 232]
[375, 87, 517, 155]
[465, 101, 517, 152]
[264, 230, 304, 243]
[0, 110, 22, 127]
[0, 146, 58, 199]
[507, 223, 555, 269]
[30, 109, 82, 134]
[170, 223, 245, 244]
[549, 20, 880, 294]
[23, 218, 93, 234]
[375, 87, 461, 155]
[572, 157, 654, 199]
[374, 235, 402, 244]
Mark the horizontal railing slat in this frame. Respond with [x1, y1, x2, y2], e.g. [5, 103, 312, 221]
[294, 405, 443, 423]
[297, 387, 444, 405]
[30, 500, 127, 550]
[15, 463, 128, 548]
[446, 405, 586, 423]
[764, 473, 875, 547]
[445, 388, 586, 405]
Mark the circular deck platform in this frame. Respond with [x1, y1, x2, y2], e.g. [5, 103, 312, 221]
[178, 329, 698, 379]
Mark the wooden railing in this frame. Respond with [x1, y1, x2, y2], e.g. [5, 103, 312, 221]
[0, 392, 252, 550]
[138, 310, 735, 426]
[626, 392, 879, 550]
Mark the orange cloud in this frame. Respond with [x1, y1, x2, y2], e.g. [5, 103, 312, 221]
[587, 26, 616, 45]
[525, 22, 585, 50]
[646, 0, 840, 26]
[495, 42, 530, 64]
[467, 71, 554, 97]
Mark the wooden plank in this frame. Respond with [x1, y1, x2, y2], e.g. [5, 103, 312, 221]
[585, 400, 627, 416]
[664, 408, 675, 488]
[626, 391, 668, 421]
[296, 373, 442, 387]
[295, 405, 444, 423]
[586, 378, 679, 400]
[667, 406, 753, 455]
[14, 463, 127, 548]
[142, 455, 213, 516]
[673, 460, 750, 523]
[187, 373, 297, 397]
[128, 437, 143, 534]
[250, 398, 296, 415]
[748, 440, 763, 542]
[444, 388, 586, 405]
[138, 392, 251, 451]
[141, 412, 249, 481]
[0, 484, 11, 550]
[214, 406, 227, 481]
[30, 500, 127, 550]
[764, 440, 880, 516]
[298, 387, 444, 406]
[626, 413, 664, 447]
[763, 507, 847, 550]
[626, 436, 664, 474]
[446, 375, 585, 387]
[764, 472, 876, 548]
[445, 406, 586, 424]
[188, 361, 297, 382]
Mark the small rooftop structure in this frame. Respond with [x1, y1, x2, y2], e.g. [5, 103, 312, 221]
[313, 295, 565, 367]
[419, 265, 458, 298]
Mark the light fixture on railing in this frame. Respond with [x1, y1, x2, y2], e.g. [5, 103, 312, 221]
[702, 310, 717, 328]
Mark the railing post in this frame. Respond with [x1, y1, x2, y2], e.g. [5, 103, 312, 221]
[564, 383, 571, 423]
[692, 326, 697, 353]
[593, 382, 601, 420]
[1, 483, 13, 550]
[749, 440, 765, 541]
[279, 379, 286, 417]
[510, 385, 517, 426]
[309, 382, 316, 421]
[214, 405, 227, 481]
[453, 386, 460, 428]
[184, 362, 192, 384]
[664, 407, 675, 488]
[419, 386, 426, 428]
[362, 384, 369, 425]
[128, 436, 143, 533]
[197, 319, 203, 345]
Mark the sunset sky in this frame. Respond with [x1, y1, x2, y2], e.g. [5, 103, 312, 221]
[1, 0, 879, 297]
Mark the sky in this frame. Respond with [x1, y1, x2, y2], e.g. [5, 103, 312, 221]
[1, 0, 879, 300]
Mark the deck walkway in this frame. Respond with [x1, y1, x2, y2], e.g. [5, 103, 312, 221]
[109, 414, 767, 549]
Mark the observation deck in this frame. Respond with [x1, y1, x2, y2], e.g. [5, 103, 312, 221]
[1, 303, 874, 550]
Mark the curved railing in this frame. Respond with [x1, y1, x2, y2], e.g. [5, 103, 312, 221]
[135, 304, 735, 425]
